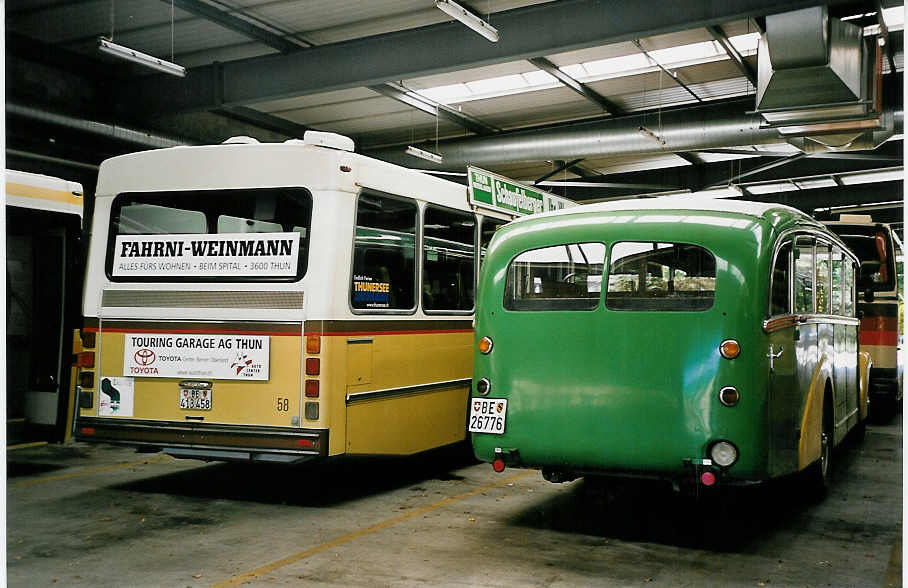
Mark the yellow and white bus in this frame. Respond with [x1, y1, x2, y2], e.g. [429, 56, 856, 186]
[74, 133, 572, 463]
[6, 170, 84, 443]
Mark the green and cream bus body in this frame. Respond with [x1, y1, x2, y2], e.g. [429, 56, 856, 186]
[471, 199, 869, 493]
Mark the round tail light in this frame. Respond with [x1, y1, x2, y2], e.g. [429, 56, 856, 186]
[476, 378, 491, 396]
[718, 386, 740, 406]
[719, 339, 740, 359]
[709, 440, 739, 467]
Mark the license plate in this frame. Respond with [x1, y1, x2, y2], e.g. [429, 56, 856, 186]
[179, 389, 212, 410]
[468, 398, 507, 434]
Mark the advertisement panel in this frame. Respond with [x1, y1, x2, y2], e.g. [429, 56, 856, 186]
[123, 333, 270, 381]
[112, 232, 300, 279]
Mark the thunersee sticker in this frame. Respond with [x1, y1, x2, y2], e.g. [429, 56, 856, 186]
[123, 333, 270, 380]
[113, 232, 300, 278]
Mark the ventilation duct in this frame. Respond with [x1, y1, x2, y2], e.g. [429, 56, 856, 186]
[755, 6, 889, 152]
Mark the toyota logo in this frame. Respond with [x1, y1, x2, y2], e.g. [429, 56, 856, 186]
[134, 348, 156, 366]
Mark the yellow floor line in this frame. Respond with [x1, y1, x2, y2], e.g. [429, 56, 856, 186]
[882, 527, 902, 587]
[7, 441, 48, 451]
[212, 469, 534, 588]
[7, 455, 171, 489]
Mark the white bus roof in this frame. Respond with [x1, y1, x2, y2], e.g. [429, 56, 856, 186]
[5, 169, 83, 217]
[508, 196, 810, 225]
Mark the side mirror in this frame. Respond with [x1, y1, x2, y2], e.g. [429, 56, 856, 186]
[863, 288, 875, 303]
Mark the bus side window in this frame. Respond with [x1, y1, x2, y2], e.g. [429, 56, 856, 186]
[816, 242, 830, 314]
[480, 217, 506, 268]
[423, 205, 476, 312]
[830, 247, 844, 316]
[844, 260, 855, 317]
[351, 193, 417, 311]
[794, 237, 815, 314]
[770, 242, 791, 316]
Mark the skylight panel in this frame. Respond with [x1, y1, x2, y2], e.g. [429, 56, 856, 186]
[416, 83, 470, 104]
[648, 40, 723, 66]
[728, 32, 760, 54]
[466, 74, 528, 95]
[522, 70, 557, 85]
[581, 53, 650, 76]
[839, 168, 904, 185]
[558, 64, 588, 78]
[882, 6, 904, 28]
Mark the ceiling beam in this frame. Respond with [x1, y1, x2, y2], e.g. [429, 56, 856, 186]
[119, 0, 858, 114]
[527, 57, 622, 114]
[632, 39, 702, 102]
[212, 105, 313, 137]
[164, 0, 304, 53]
[534, 159, 586, 184]
[705, 24, 757, 86]
[367, 84, 500, 135]
[707, 152, 809, 187]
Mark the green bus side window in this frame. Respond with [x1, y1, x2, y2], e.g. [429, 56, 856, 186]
[770, 242, 791, 316]
[794, 237, 815, 314]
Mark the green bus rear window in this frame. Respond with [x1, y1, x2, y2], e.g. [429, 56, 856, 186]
[606, 242, 716, 311]
[504, 243, 605, 311]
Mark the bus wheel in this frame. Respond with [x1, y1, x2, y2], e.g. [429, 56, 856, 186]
[803, 398, 832, 499]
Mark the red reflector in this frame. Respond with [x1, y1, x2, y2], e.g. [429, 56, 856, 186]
[492, 459, 506, 473]
[305, 358, 320, 376]
[75, 351, 95, 368]
[81, 427, 96, 436]
[296, 439, 316, 448]
[305, 380, 319, 398]
[700, 471, 716, 486]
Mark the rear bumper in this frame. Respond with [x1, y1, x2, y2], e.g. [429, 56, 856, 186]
[76, 417, 328, 462]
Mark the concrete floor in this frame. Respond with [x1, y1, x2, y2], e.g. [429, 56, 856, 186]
[7, 415, 902, 588]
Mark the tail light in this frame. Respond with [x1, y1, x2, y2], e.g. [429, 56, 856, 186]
[718, 386, 740, 406]
[305, 358, 320, 376]
[305, 380, 319, 398]
[75, 351, 95, 368]
[80, 330, 96, 348]
[306, 335, 321, 354]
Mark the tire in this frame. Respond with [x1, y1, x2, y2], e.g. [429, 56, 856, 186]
[803, 397, 833, 500]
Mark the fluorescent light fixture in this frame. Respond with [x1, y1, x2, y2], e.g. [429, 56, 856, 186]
[436, 0, 499, 42]
[406, 146, 443, 164]
[98, 37, 186, 77]
[745, 181, 798, 195]
[690, 185, 743, 199]
[839, 168, 904, 185]
[794, 178, 838, 190]
[638, 126, 664, 144]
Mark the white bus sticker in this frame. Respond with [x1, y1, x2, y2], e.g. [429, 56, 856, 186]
[112, 232, 300, 278]
[123, 333, 270, 380]
[99, 376, 135, 416]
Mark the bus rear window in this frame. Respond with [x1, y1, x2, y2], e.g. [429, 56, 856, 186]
[504, 243, 605, 311]
[107, 188, 312, 282]
[828, 226, 897, 292]
[606, 242, 715, 311]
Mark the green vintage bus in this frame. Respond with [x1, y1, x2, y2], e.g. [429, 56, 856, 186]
[470, 199, 870, 494]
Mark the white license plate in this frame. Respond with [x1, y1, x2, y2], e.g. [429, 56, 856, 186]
[469, 398, 507, 434]
[179, 389, 212, 410]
